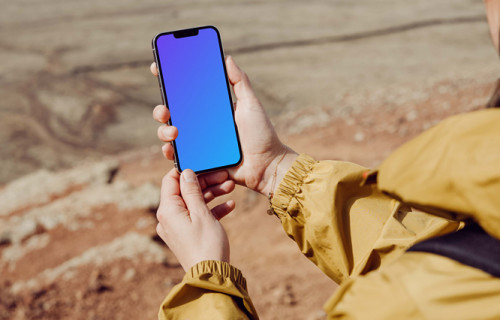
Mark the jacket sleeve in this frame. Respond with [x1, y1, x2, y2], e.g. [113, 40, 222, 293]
[158, 260, 259, 320]
[270, 154, 462, 285]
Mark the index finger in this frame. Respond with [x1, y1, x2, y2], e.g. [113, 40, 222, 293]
[159, 168, 184, 211]
[198, 170, 230, 190]
[153, 105, 170, 124]
[150, 62, 159, 77]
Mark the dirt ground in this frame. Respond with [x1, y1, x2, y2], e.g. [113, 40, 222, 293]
[1, 1, 499, 319]
[0, 77, 495, 319]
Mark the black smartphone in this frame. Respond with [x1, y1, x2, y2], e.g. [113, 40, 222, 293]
[152, 26, 242, 174]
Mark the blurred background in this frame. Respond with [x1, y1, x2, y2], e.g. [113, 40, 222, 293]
[1, 1, 498, 319]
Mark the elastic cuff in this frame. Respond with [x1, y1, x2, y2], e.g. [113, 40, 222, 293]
[270, 153, 317, 219]
[187, 260, 247, 291]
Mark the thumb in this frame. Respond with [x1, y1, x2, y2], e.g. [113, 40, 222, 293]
[180, 169, 210, 219]
[225, 56, 259, 103]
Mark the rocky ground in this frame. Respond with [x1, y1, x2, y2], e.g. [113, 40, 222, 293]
[0, 77, 495, 319]
[1, 1, 499, 319]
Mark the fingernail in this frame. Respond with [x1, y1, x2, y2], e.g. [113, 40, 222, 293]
[204, 191, 213, 201]
[155, 108, 163, 120]
[162, 127, 171, 139]
[183, 169, 196, 182]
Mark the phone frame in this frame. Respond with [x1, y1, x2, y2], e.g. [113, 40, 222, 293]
[152, 25, 242, 174]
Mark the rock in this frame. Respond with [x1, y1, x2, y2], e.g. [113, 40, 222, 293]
[87, 270, 113, 294]
[123, 268, 136, 281]
[11, 232, 166, 293]
[0, 233, 11, 247]
[0, 160, 119, 217]
[273, 283, 297, 306]
[135, 217, 154, 230]
[405, 110, 418, 122]
[354, 131, 365, 142]
[2, 233, 51, 271]
[307, 310, 327, 320]
[0, 182, 160, 248]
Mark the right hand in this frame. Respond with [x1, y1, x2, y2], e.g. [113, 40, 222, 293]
[156, 168, 231, 272]
[151, 56, 297, 196]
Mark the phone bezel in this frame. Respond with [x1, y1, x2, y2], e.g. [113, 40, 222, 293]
[152, 26, 243, 175]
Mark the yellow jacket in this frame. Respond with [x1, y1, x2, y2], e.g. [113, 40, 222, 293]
[158, 109, 500, 319]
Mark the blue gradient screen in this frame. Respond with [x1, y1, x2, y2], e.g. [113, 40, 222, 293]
[155, 27, 241, 173]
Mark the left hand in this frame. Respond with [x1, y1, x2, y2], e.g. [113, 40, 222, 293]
[156, 168, 233, 271]
[151, 57, 297, 197]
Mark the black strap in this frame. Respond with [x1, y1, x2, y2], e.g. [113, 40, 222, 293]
[408, 223, 500, 278]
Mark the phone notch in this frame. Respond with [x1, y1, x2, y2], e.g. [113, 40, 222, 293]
[173, 28, 199, 39]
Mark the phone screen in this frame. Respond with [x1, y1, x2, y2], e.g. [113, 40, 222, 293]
[153, 26, 242, 173]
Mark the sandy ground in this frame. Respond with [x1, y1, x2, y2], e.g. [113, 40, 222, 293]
[0, 78, 495, 319]
[1, 1, 499, 319]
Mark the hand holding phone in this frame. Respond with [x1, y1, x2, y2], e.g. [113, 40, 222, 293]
[153, 26, 242, 174]
[151, 29, 297, 196]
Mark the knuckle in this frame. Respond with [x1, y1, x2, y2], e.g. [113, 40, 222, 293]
[161, 173, 170, 186]
[156, 208, 166, 223]
[183, 187, 201, 198]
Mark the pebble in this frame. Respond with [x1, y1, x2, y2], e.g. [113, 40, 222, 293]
[354, 132, 365, 142]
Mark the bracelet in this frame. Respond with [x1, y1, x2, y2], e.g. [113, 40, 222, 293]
[267, 151, 287, 215]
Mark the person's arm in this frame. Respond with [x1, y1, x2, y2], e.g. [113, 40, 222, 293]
[158, 260, 257, 320]
[151, 57, 461, 286]
[155, 169, 258, 319]
[269, 154, 462, 284]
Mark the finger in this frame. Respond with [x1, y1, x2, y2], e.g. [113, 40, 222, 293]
[150, 62, 159, 76]
[180, 169, 209, 220]
[162, 143, 174, 160]
[197, 170, 229, 190]
[203, 180, 235, 203]
[211, 200, 235, 220]
[157, 124, 178, 142]
[225, 56, 259, 103]
[153, 105, 170, 123]
[158, 168, 185, 223]
[160, 168, 181, 202]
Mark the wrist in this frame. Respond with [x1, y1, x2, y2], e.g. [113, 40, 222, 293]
[257, 146, 298, 197]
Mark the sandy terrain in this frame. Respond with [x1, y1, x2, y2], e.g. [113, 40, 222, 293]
[0, 77, 495, 319]
[1, 1, 499, 319]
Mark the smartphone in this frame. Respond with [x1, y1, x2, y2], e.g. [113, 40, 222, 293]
[152, 26, 242, 174]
